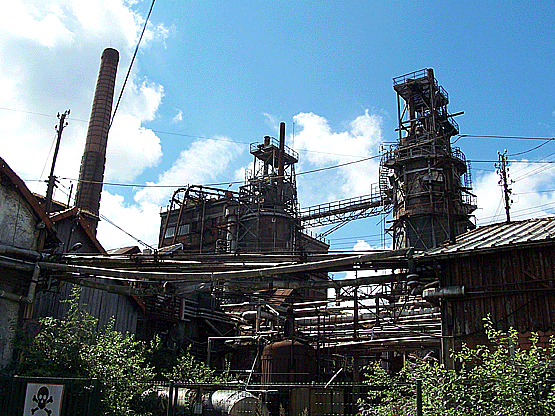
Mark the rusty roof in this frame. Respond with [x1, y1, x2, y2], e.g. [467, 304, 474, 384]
[107, 246, 141, 255]
[50, 207, 107, 255]
[420, 217, 555, 258]
[0, 156, 55, 231]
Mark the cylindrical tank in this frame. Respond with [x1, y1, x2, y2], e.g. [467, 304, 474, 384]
[225, 203, 238, 252]
[261, 340, 317, 384]
[204, 390, 269, 416]
[240, 211, 295, 252]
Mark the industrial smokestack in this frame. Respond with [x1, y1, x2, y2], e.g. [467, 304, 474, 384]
[75, 48, 119, 235]
[278, 122, 285, 180]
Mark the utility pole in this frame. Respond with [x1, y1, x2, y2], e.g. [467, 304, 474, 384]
[496, 150, 513, 222]
[45, 110, 70, 213]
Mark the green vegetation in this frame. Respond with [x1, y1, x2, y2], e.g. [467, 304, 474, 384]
[9, 287, 229, 416]
[359, 318, 555, 416]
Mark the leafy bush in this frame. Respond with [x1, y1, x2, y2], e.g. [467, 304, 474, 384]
[359, 318, 555, 416]
[13, 287, 154, 415]
[11, 287, 237, 415]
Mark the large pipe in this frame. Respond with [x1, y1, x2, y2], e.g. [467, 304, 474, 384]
[278, 122, 285, 181]
[75, 48, 119, 235]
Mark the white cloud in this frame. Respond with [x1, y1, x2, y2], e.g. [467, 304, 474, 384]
[97, 137, 243, 250]
[292, 110, 383, 206]
[119, 78, 164, 123]
[473, 161, 555, 226]
[263, 112, 280, 133]
[172, 109, 183, 123]
[135, 138, 243, 206]
[96, 191, 161, 250]
[353, 239, 372, 251]
[1, 1, 75, 47]
[105, 114, 162, 182]
[0, 0, 168, 185]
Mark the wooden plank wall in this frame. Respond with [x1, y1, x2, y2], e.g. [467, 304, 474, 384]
[33, 282, 138, 334]
[442, 244, 555, 337]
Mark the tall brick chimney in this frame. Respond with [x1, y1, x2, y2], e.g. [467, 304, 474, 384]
[75, 48, 119, 234]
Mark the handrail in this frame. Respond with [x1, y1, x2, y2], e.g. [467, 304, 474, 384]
[250, 137, 299, 161]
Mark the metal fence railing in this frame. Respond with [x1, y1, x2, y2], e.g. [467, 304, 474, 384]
[1, 378, 424, 416]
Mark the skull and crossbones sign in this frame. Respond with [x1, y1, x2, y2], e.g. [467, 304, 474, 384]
[31, 386, 53, 416]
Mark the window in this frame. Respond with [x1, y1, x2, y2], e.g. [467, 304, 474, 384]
[177, 223, 190, 236]
[164, 226, 176, 238]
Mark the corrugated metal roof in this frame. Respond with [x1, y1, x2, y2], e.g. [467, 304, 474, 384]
[421, 217, 555, 257]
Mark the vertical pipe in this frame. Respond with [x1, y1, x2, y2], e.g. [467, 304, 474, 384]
[199, 198, 206, 253]
[427, 68, 436, 142]
[353, 270, 359, 339]
[397, 94, 402, 143]
[172, 191, 187, 245]
[263, 136, 270, 176]
[207, 339, 212, 368]
[416, 379, 423, 416]
[167, 381, 174, 416]
[278, 122, 285, 181]
[75, 48, 119, 235]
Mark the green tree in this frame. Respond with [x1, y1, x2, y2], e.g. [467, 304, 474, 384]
[359, 318, 555, 416]
[13, 287, 154, 416]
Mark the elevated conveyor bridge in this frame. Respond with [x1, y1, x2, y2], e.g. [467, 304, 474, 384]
[299, 183, 392, 237]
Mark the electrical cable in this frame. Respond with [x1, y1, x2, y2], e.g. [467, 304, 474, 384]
[109, 0, 157, 130]
[508, 140, 552, 156]
[99, 213, 156, 251]
[478, 200, 555, 223]
[459, 134, 555, 141]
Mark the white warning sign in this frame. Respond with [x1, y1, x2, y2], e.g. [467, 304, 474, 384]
[23, 383, 64, 416]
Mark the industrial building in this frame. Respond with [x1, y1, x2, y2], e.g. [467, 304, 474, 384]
[158, 123, 328, 255]
[2, 50, 555, 415]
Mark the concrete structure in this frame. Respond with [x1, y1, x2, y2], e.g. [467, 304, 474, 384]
[0, 157, 58, 369]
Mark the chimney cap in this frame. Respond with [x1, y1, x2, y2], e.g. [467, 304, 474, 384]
[101, 48, 119, 63]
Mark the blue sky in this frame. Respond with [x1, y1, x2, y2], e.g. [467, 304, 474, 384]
[1, 0, 554, 250]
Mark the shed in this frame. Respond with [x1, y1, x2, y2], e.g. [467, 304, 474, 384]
[419, 217, 555, 363]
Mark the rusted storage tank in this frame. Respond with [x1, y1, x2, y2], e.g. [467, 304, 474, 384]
[261, 340, 317, 383]
[239, 211, 295, 252]
[203, 390, 269, 416]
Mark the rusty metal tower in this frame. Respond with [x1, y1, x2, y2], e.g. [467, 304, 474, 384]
[381, 69, 476, 250]
[237, 122, 301, 252]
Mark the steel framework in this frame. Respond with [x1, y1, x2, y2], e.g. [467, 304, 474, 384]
[381, 69, 476, 250]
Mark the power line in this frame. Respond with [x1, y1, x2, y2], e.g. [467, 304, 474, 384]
[478, 200, 555, 223]
[22, 158, 555, 191]
[99, 213, 156, 251]
[508, 140, 552, 156]
[110, 0, 157, 129]
[459, 134, 555, 141]
[0, 106, 88, 123]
